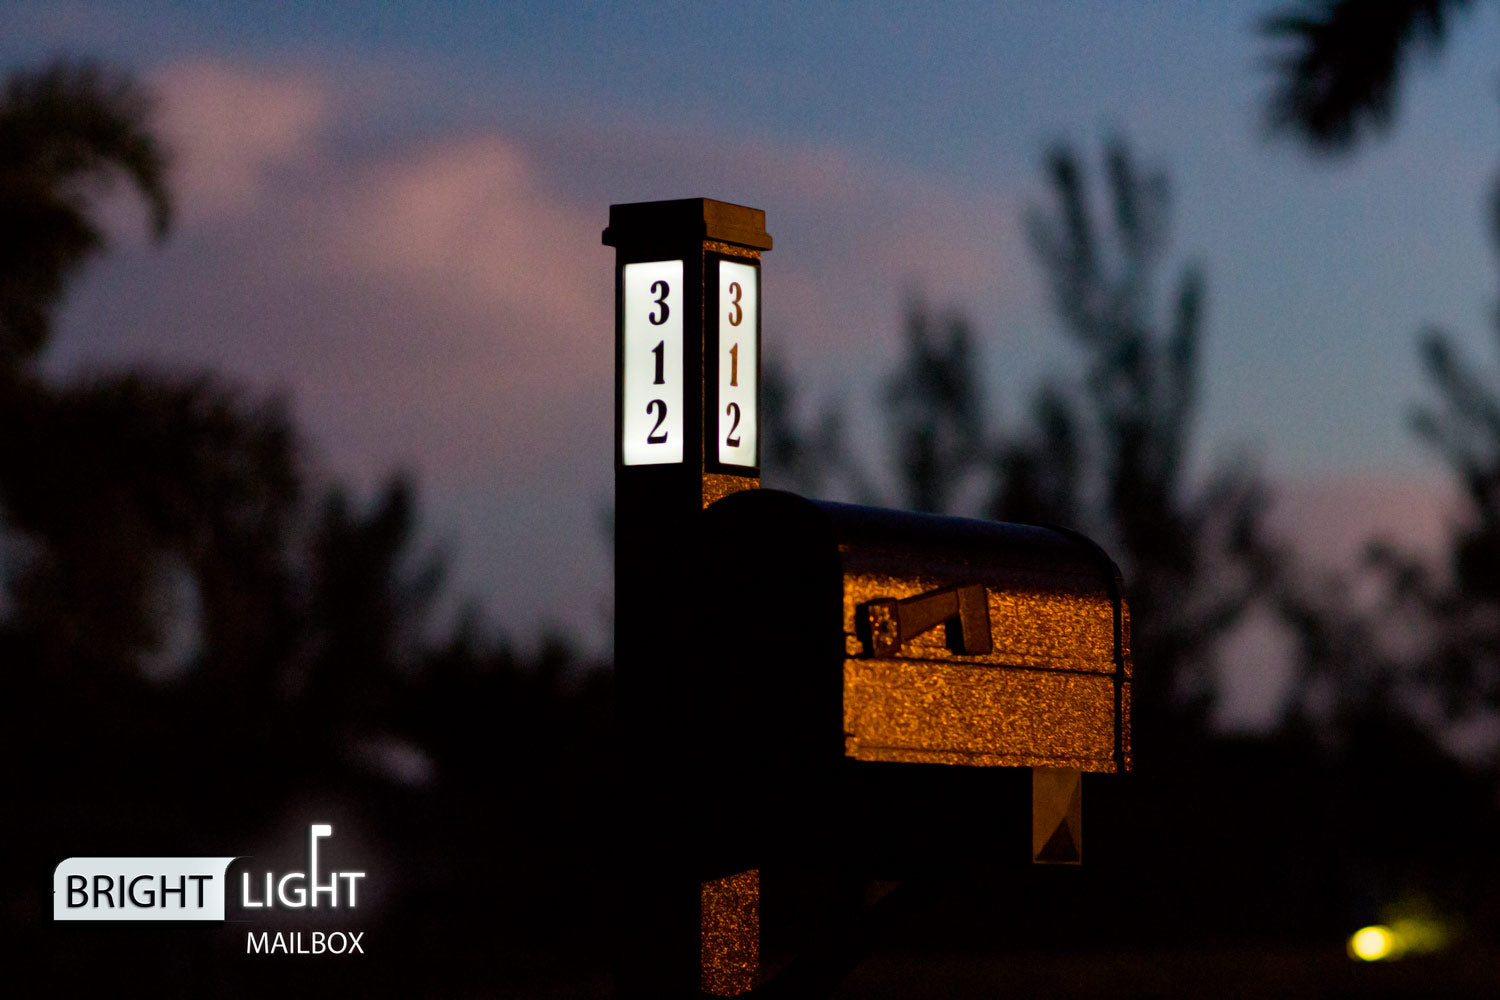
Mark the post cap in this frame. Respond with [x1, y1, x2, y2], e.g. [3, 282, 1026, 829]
[603, 198, 772, 251]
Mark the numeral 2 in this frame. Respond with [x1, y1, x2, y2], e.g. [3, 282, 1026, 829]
[725, 402, 741, 448]
[646, 399, 669, 443]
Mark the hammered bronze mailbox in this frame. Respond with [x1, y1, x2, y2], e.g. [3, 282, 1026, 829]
[691, 488, 1130, 869]
[698, 489, 1130, 769]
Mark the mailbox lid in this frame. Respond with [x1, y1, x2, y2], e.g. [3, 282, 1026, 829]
[812, 500, 1130, 773]
[816, 500, 1128, 677]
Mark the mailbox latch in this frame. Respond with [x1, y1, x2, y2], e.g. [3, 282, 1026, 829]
[862, 584, 992, 656]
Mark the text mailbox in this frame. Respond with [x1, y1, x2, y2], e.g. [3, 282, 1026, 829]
[690, 489, 1131, 867]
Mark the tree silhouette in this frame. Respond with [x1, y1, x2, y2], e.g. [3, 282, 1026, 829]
[293, 474, 446, 756]
[884, 302, 986, 514]
[0, 58, 315, 870]
[761, 353, 868, 500]
[1332, 192, 1500, 755]
[767, 140, 1280, 750]
[0, 60, 170, 368]
[0, 58, 621, 994]
[1261, 0, 1474, 153]
[1258, 2, 1500, 762]
[0, 372, 301, 682]
[998, 139, 1279, 748]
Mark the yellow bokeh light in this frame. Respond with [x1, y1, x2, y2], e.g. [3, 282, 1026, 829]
[1348, 925, 1397, 962]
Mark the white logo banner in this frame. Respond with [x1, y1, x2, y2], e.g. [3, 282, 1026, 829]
[54, 857, 238, 921]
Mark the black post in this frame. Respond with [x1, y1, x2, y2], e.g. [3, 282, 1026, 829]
[605, 199, 771, 997]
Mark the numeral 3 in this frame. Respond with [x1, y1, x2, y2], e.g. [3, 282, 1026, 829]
[727, 281, 743, 327]
[649, 280, 670, 325]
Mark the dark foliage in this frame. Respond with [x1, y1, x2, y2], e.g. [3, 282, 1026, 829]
[884, 303, 986, 514]
[1010, 140, 1280, 748]
[0, 60, 170, 366]
[762, 353, 868, 501]
[1322, 183, 1500, 751]
[1261, 0, 1473, 152]
[0, 60, 615, 994]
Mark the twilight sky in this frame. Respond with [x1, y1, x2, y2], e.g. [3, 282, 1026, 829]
[5, 1, 1498, 726]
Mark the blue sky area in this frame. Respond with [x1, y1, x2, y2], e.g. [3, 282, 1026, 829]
[6, 2, 1500, 723]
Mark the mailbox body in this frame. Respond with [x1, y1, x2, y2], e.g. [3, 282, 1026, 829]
[689, 490, 1130, 868]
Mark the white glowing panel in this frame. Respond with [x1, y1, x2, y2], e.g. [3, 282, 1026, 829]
[717, 260, 758, 467]
[622, 260, 684, 465]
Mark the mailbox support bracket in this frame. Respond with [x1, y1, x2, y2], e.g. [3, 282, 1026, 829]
[1031, 767, 1083, 865]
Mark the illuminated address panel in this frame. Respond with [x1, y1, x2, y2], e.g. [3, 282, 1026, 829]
[622, 260, 684, 465]
[717, 260, 758, 468]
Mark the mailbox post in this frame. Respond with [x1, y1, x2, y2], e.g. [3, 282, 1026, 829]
[605, 199, 770, 998]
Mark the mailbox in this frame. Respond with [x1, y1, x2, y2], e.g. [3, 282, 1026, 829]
[606, 199, 1137, 994]
[689, 489, 1131, 869]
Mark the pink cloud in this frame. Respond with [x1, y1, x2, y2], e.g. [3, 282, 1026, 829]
[492, 119, 1035, 361]
[275, 136, 616, 483]
[331, 135, 608, 340]
[46, 58, 1083, 647]
[152, 90, 1033, 485]
[54, 59, 1478, 662]
[150, 60, 332, 223]
[1270, 473, 1458, 572]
